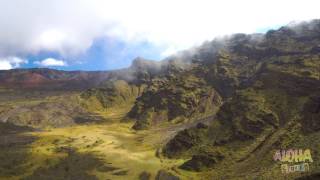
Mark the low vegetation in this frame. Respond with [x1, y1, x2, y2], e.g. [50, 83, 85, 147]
[1, 20, 320, 180]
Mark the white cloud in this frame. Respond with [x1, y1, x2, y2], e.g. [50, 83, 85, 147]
[0, 56, 27, 70]
[161, 46, 181, 57]
[0, 61, 12, 70]
[34, 58, 67, 67]
[0, 0, 319, 58]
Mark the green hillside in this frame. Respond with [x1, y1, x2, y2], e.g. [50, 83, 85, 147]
[0, 20, 319, 180]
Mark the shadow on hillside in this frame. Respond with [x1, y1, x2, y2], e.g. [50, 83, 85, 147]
[0, 122, 34, 135]
[0, 122, 36, 178]
[74, 113, 107, 124]
[295, 172, 320, 180]
[23, 147, 123, 180]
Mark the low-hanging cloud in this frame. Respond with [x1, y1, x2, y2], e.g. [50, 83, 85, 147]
[0, 0, 319, 63]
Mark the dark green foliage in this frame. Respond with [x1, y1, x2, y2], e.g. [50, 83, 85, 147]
[295, 172, 320, 180]
[112, 170, 128, 176]
[180, 151, 224, 171]
[302, 95, 320, 133]
[215, 90, 279, 141]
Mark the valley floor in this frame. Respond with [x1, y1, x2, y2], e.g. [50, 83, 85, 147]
[0, 100, 198, 180]
[0, 92, 319, 180]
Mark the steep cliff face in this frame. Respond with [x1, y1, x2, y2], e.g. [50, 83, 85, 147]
[123, 21, 320, 134]
[128, 64, 222, 130]
[161, 20, 320, 178]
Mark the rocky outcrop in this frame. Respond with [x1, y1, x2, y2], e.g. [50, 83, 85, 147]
[129, 70, 222, 130]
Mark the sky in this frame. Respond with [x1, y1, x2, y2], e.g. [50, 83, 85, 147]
[0, 0, 319, 71]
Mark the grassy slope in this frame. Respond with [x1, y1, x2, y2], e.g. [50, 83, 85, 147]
[1, 21, 320, 180]
[0, 89, 188, 180]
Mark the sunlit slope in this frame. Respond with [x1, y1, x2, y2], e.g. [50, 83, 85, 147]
[0, 102, 192, 180]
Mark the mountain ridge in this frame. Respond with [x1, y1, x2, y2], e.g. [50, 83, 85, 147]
[0, 19, 320, 179]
